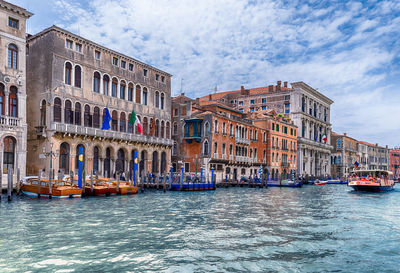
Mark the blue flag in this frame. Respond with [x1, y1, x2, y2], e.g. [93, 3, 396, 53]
[354, 161, 359, 168]
[102, 108, 111, 130]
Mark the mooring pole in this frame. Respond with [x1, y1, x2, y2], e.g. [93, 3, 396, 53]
[90, 170, 94, 195]
[180, 167, 184, 191]
[0, 167, 3, 201]
[117, 173, 120, 194]
[7, 168, 12, 201]
[38, 169, 42, 198]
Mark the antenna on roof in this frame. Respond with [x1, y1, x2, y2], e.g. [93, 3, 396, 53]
[214, 85, 218, 94]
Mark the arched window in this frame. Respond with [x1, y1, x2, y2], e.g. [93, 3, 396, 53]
[112, 77, 118, 97]
[172, 142, 177, 155]
[8, 44, 18, 69]
[301, 97, 305, 112]
[152, 151, 159, 173]
[9, 86, 18, 117]
[40, 100, 46, 126]
[302, 121, 305, 138]
[116, 149, 125, 173]
[128, 83, 134, 101]
[128, 113, 133, 133]
[93, 146, 100, 174]
[65, 62, 72, 85]
[103, 75, 110, 95]
[214, 142, 218, 153]
[93, 72, 100, 93]
[59, 142, 70, 173]
[161, 93, 165, 110]
[203, 141, 209, 155]
[135, 85, 141, 104]
[205, 122, 210, 136]
[214, 120, 218, 133]
[229, 124, 233, 136]
[0, 83, 5, 115]
[93, 107, 100, 128]
[155, 91, 160, 108]
[53, 97, 62, 122]
[120, 80, 126, 100]
[155, 119, 160, 137]
[74, 65, 81, 88]
[3, 136, 16, 173]
[173, 122, 178, 135]
[161, 121, 165, 138]
[84, 105, 91, 127]
[120, 112, 126, 132]
[111, 110, 118, 131]
[74, 102, 81, 125]
[65, 100, 73, 124]
[166, 122, 170, 138]
[142, 117, 148, 135]
[143, 87, 148, 105]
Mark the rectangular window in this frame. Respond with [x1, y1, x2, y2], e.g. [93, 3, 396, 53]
[239, 101, 243, 106]
[95, 50, 101, 60]
[76, 43, 82, 52]
[262, 106, 267, 110]
[272, 123, 275, 130]
[156, 74, 160, 81]
[185, 162, 190, 173]
[161, 76, 165, 82]
[112, 57, 118, 66]
[66, 39, 73, 49]
[8, 17, 19, 29]
[262, 98, 267, 103]
[276, 124, 279, 132]
[128, 63, 134, 71]
[250, 99, 255, 104]
[143, 68, 148, 77]
[121, 60, 126, 69]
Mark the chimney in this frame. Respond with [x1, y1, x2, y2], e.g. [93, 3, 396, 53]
[268, 85, 273, 92]
[344, 133, 347, 136]
[181, 92, 185, 96]
[195, 98, 199, 106]
[208, 94, 212, 100]
[241, 85, 246, 95]
[276, 81, 281, 92]
[284, 81, 288, 88]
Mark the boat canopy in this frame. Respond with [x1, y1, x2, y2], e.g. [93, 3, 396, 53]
[351, 170, 393, 177]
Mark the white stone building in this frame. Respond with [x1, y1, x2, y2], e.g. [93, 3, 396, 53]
[0, 0, 32, 186]
[289, 82, 333, 177]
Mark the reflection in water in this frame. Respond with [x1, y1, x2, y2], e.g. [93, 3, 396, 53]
[1, 186, 400, 272]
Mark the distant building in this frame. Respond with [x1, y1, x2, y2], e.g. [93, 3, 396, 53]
[330, 132, 359, 178]
[0, 0, 32, 183]
[198, 81, 333, 177]
[26, 26, 173, 178]
[390, 149, 400, 178]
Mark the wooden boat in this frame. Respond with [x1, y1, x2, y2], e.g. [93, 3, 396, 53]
[315, 180, 327, 186]
[348, 170, 395, 192]
[20, 177, 82, 198]
[114, 181, 138, 195]
[83, 178, 117, 196]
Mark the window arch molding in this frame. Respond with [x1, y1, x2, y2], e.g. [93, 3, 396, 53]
[64, 61, 73, 85]
[7, 43, 18, 69]
[74, 64, 82, 88]
[93, 70, 101, 93]
[102, 73, 111, 95]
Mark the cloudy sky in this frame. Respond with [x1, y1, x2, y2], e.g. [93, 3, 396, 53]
[11, 0, 400, 147]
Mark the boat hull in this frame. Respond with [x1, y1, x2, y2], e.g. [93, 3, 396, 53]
[267, 182, 302, 188]
[117, 185, 138, 195]
[350, 185, 394, 192]
[84, 186, 117, 196]
[21, 185, 82, 198]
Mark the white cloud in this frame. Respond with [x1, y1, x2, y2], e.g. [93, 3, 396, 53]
[43, 0, 400, 147]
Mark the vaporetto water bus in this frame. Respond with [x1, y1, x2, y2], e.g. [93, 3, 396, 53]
[347, 170, 395, 192]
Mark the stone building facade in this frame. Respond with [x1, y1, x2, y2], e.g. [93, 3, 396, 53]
[0, 1, 32, 184]
[365, 142, 390, 171]
[26, 26, 173, 178]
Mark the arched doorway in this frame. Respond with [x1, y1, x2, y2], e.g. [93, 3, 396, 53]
[160, 151, 167, 174]
[104, 147, 111, 177]
[3, 136, 16, 174]
[116, 148, 125, 174]
[152, 151, 159, 174]
[140, 150, 147, 177]
[59, 142, 70, 173]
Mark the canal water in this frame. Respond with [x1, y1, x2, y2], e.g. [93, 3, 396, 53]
[1, 185, 400, 272]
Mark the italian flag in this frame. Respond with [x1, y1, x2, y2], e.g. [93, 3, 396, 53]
[322, 134, 327, 143]
[129, 110, 143, 134]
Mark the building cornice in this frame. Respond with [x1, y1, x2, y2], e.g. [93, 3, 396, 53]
[291, 81, 334, 105]
[27, 25, 172, 77]
[0, 0, 33, 18]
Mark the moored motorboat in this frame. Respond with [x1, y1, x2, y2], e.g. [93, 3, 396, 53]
[20, 177, 82, 198]
[348, 170, 395, 192]
[267, 180, 302, 188]
[115, 181, 138, 195]
[84, 178, 117, 196]
[315, 180, 327, 186]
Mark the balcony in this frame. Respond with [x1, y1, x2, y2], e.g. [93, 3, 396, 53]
[213, 153, 219, 159]
[222, 154, 227, 160]
[298, 137, 333, 150]
[0, 115, 20, 127]
[229, 155, 234, 160]
[50, 122, 174, 146]
[235, 137, 250, 145]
